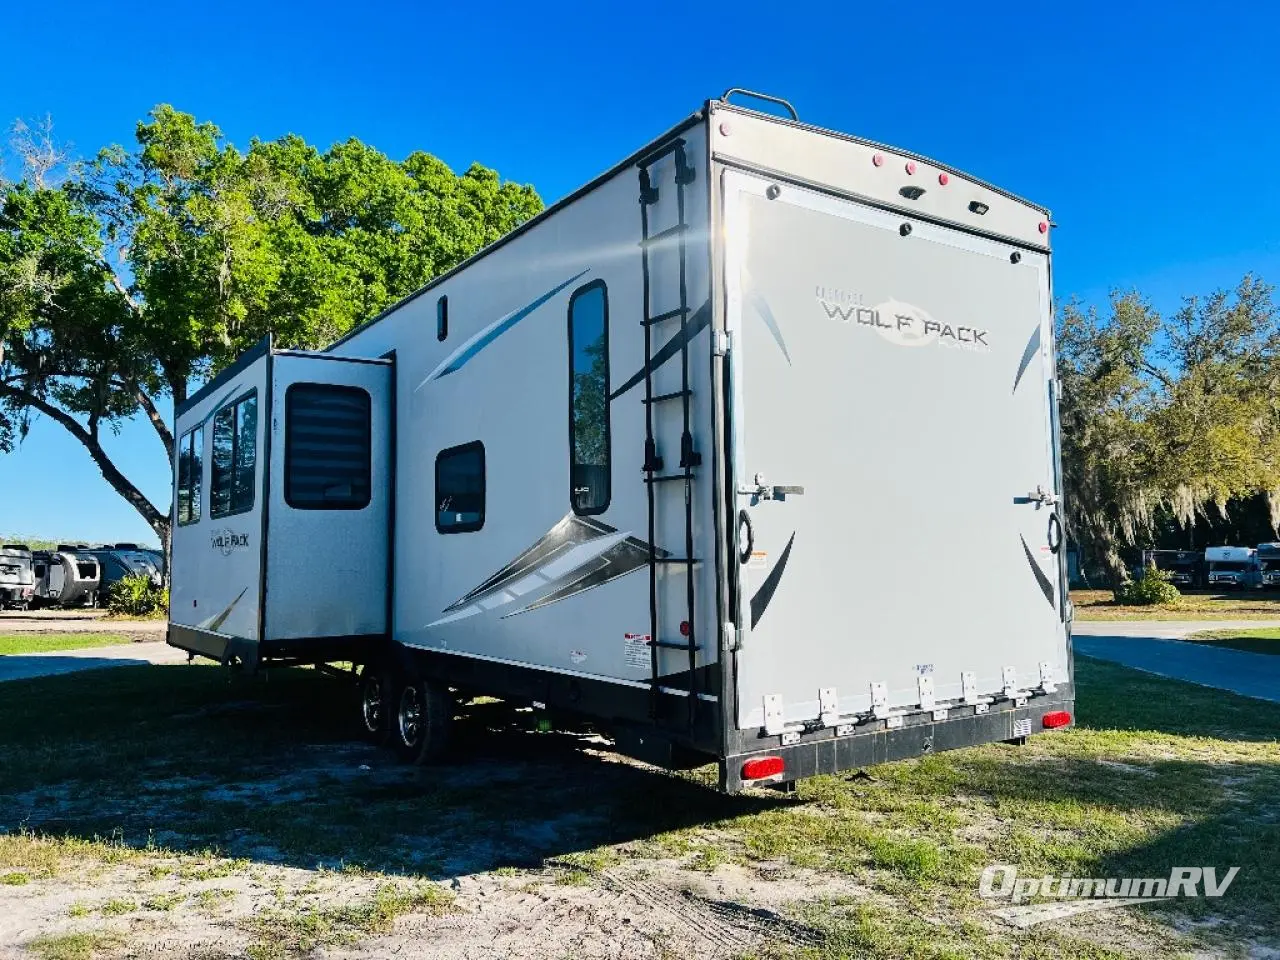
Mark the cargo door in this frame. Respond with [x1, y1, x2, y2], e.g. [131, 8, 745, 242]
[723, 171, 1067, 730]
[264, 353, 392, 645]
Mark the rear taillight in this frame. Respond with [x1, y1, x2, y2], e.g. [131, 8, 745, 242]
[1042, 711, 1071, 729]
[741, 756, 785, 781]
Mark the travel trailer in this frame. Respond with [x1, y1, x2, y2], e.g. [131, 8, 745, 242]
[85, 545, 164, 599]
[0, 545, 35, 610]
[32, 548, 100, 607]
[1140, 549, 1202, 589]
[1256, 543, 1280, 588]
[1204, 546, 1258, 589]
[168, 91, 1074, 792]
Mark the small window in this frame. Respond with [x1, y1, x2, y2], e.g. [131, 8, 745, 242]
[285, 384, 372, 510]
[176, 426, 204, 525]
[567, 280, 610, 515]
[437, 295, 448, 341]
[435, 441, 484, 533]
[210, 391, 258, 518]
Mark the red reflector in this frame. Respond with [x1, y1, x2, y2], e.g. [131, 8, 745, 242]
[1038, 221, 1049, 234]
[742, 756, 785, 780]
[1042, 711, 1071, 729]
[938, 172, 949, 185]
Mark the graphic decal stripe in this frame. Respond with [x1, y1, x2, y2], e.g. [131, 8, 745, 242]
[417, 270, 589, 389]
[1021, 535, 1055, 608]
[750, 533, 795, 629]
[201, 585, 249, 632]
[428, 515, 664, 627]
[610, 299, 711, 400]
[746, 279, 791, 364]
[1012, 324, 1041, 393]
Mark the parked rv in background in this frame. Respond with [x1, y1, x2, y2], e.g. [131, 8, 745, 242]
[31, 548, 100, 607]
[1204, 546, 1258, 589]
[1257, 543, 1280, 588]
[1141, 549, 1202, 589]
[85, 545, 164, 600]
[0, 545, 35, 609]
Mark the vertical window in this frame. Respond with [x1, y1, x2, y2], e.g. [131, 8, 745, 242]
[285, 384, 372, 509]
[568, 280, 610, 515]
[435, 441, 485, 533]
[437, 295, 448, 341]
[210, 391, 258, 518]
[176, 426, 203, 525]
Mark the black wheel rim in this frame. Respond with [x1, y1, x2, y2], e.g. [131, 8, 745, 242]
[399, 685, 422, 747]
[361, 675, 383, 733]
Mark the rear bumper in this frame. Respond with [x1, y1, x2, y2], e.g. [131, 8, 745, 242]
[722, 692, 1075, 793]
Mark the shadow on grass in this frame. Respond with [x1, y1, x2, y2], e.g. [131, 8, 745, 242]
[0, 664, 783, 878]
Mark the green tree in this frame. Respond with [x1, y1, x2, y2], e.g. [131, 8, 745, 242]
[0, 107, 541, 556]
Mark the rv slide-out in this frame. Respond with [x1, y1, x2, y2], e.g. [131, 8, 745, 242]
[169, 91, 1073, 793]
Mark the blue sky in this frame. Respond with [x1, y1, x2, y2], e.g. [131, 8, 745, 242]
[2, 0, 1278, 544]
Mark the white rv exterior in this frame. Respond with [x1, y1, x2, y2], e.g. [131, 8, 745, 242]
[1205, 545, 1258, 589]
[169, 93, 1074, 792]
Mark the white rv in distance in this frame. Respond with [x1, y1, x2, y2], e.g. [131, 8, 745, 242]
[1205, 546, 1258, 589]
[167, 90, 1074, 793]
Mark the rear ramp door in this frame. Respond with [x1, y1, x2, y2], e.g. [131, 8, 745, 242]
[724, 171, 1067, 730]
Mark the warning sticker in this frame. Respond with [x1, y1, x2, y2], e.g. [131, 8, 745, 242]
[569, 650, 587, 664]
[748, 550, 768, 570]
[624, 633, 651, 668]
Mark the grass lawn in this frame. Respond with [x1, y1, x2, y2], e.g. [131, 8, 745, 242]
[1187, 626, 1280, 656]
[1072, 588, 1280, 621]
[0, 633, 131, 656]
[0, 658, 1276, 958]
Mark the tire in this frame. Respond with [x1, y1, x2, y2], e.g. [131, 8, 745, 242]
[393, 676, 453, 764]
[357, 662, 393, 746]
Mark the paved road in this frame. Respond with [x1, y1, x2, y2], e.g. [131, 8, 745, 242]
[1073, 620, 1280, 703]
[0, 641, 188, 683]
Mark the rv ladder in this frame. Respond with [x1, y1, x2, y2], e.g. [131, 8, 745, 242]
[637, 138, 700, 731]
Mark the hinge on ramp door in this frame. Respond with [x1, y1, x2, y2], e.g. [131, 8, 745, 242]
[962, 672, 992, 715]
[712, 330, 730, 357]
[870, 681, 905, 729]
[1002, 666, 1029, 706]
[1039, 662, 1057, 694]
[762, 694, 785, 736]
[818, 687, 838, 728]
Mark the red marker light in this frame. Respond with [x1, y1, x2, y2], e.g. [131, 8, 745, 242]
[1042, 711, 1071, 729]
[1039, 221, 1049, 234]
[905, 161, 917, 175]
[679, 620, 691, 637]
[741, 756, 785, 780]
[872, 153, 884, 167]
[938, 173, 949, 186]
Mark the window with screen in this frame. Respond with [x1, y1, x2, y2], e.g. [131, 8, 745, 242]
[210, 391, 258, 518]
[435, 442, 484, 533]
[285, 384, 372, 509]
[568, 280, 610, 516]
[176, 426, 203, 525]
[437, 295, 448, 341]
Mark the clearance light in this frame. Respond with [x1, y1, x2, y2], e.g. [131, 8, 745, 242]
[938, 173, 949, 186]
[742, 756, 785, 780]
[1039, 221, 1049, 234]
[904, 161, 917, 175]
[872, 153, 884, 167]
[679, 620, 691, 637]
[1042, 711, 1071, 729]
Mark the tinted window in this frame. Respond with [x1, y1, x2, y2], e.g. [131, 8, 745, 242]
[176, 426, 203, 525]
[436, 442, 484, 533]
[210, 392, 258, 518]
[568, 281, 610, 515]
[285, 384, 372, 509]
[437, 295, 448, 341]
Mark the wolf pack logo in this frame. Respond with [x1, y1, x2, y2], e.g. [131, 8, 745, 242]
[816, 289, 990, 352]
[210, 529, 250, 556]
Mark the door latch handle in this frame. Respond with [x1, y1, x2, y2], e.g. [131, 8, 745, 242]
[1015, 484, 1059, 507]
[737, 473, 805, 500]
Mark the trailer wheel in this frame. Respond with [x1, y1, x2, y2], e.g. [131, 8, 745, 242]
[394, 678, 452, 764]
[357, 663, 393, 745]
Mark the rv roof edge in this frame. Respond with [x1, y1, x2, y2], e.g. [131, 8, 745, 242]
[175, 333, 273, 420]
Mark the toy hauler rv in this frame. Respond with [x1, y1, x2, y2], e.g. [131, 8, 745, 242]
[168, 91, 1074, 792]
